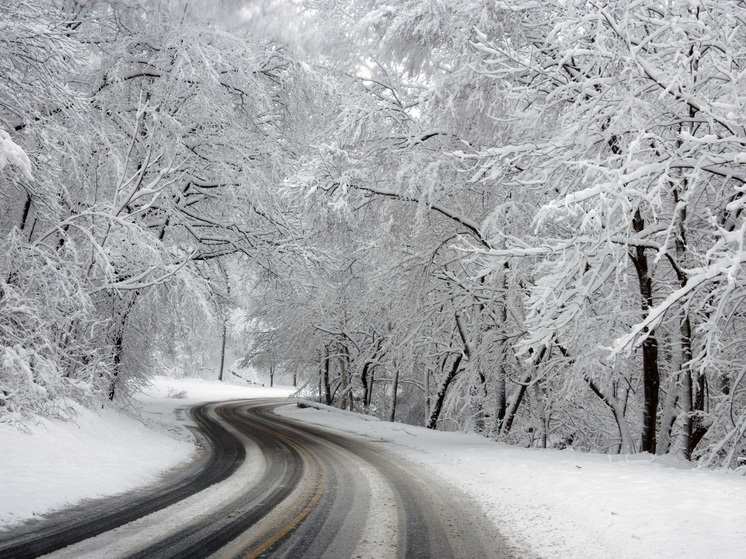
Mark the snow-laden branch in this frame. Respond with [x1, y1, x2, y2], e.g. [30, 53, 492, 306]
[600, 7, 745, 139]
[610, 249, 746, 357]
[463, 232, 662, 259]
[348, 183, 488, 247]
[92, 249, 198, 293]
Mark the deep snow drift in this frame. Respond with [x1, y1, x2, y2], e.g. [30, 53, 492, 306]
[1, 377, 744, 559]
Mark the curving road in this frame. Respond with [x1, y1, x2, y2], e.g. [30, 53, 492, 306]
[0, 399, 517, 558]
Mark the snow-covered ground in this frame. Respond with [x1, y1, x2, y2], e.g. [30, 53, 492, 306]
[2, 377, 744, 559]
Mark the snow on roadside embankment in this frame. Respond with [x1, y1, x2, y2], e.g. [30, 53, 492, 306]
[276, 400, 746, 559]
[0, 377, 294, 529]
[0, 401, 191, 529]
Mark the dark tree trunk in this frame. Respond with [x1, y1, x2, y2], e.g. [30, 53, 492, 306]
[690, 373, 708, 453]
[19, 193, 32, 231]
[218, 322, 227, 382]
[361, 360, 371, 412]
[366, 370, 374, 409]
[501, 375, 530, 435]
[107, 292, 138, 402]
[495, 268, 509, 431]
[426, 353, 463, 429]
[495, 363, 507, 430]
[389, 367, 399, 422]
[108, 329, 124, 401]
[323, 346, 332, 406]
[501, 345, 549, 437]
[473, 369, 488, 433]
[586, 377, 635, 454]
[630, 208, 660, 454]
[640, 336, 660, 453]
[338, 342, 351, 411]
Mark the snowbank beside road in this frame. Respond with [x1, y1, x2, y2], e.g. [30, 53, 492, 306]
[277, 402, 746, 559]
[0, 401, 192, 529]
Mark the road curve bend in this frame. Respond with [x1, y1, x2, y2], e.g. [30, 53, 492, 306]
[0, 399, 519, 559]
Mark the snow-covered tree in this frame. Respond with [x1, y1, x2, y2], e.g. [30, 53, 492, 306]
[281, 0, 746, 464]
[460, 0, 746, 461]
[1, 0, 315, 418]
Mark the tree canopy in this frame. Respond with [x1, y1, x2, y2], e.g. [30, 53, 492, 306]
[1, 0, 745, 469]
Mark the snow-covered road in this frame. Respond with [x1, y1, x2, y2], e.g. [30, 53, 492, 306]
[1, 377, 745, 558]
[0, 397, 510, 558]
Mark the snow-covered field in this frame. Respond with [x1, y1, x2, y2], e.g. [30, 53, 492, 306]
[2, 377, 744, 559]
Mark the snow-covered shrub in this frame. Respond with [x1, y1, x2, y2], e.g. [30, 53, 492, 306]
[0, 346, 64, 422]
[165, 387, 188, 399]
[0, 232, 114, 424]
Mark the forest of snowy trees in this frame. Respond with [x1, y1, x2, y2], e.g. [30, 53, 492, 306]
[1, 0, 745, 469]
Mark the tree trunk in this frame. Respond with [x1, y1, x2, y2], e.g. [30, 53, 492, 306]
[19, 193, 32, 232]
[495, 362, 507, 432]
[679, 315, 707, 457]
[368, 370, 375, 408]
[501, 373, 530, 436]
[361, 339, 382, 413]
[501, 345, 547, 437]
[586, 377, 635, 454]
[323, 346, 332, 406]
[657, 375, 679, 456]
[639, 335, 660, 454]
[533, 382, 548, 448]
[677, 315, 695, 459]
[361, 360, 372, 412]
[108, 328, 124, 401]
[495, 269, 509, 431]
[427, 353, 463, 429]
[472, 364, 489, 433]
[424, 367, 430, 427]
[338, 342, 351, 411]
[671, 91, 709, 459]
[630, 208, 660, 454]
[426, 310, 472, 430]
[389, 367, 399, 422]
[107, 293, 138, 402]
[218, 322, 227, 382]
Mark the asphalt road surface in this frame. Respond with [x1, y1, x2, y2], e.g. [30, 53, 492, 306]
[0, 399, 519, 558]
